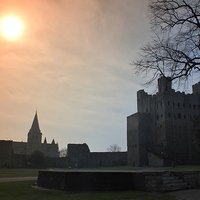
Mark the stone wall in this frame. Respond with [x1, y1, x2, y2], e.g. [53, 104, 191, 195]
[90, 152, 127, 167]
[148, 152, 164, 166]
[127, 113, 151, 167]
[37, 170, 200, 192]
[67, 143, 127, 168]
[173, 171, 200, 188]
[37, 170, 138, 191]
[0, 140, 13, 167]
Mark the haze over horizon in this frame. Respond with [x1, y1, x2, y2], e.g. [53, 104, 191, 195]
[1, 0, 193, 152]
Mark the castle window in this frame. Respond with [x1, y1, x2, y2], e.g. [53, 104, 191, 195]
[193, 105, 196, 109]
[184, 115, 186, 119]
[157, 115, 159, 120]
[168, 101, 170, 105]
[198, 105, 200, 109]
[178, 103, 180, 107]
[160, 102, 162, 106]
[168, 113, 171, 117]
[161, 114, 163, 118]
[183, 103, 185, 108]
[174, 114, 176, 118]
[189, 104, 191, 108]
[173, 102, 175, 107]
[178, 113, 181, 119]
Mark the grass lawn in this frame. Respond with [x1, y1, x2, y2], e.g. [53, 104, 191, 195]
[0, 181, 177, 200]
[165, 165, 200, 171]
[0, 165, 200, 178]
[0, 168, 40, 178]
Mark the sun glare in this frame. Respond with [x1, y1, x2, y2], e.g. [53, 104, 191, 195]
[1, 16, 23, 40]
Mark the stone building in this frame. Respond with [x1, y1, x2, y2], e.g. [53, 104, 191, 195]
[12, 112, 59, 157]
[67, 143, 127, 168]
[0, 140, 13, 167]
[127, 76, 200, 167]
[67, 143, 90, 167]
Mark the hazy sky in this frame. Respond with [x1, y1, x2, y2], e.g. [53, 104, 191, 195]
[0, 0, 151, 152]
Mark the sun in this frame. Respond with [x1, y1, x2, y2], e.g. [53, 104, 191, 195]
[1, 16, 23, 40]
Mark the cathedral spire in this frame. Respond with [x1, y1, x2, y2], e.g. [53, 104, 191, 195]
[27, 111, 42, 145]
[52, 139, 55, 144]
[44, 137, 47, 144]
[30, 111, 40, 132]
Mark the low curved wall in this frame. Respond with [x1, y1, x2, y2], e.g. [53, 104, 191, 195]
[37, 170, 145, 191]
[37, 170, 200, 191]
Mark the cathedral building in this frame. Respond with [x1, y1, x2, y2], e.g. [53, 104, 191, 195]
[127, 76, 200, 166]
[12, 112, 59, 157]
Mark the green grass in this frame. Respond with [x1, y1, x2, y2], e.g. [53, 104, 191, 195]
[87, 165, 200, 172]
[162, 165, 200, 172]
[1, 165, 200, 178]
[0, 181, 177, 200]
[0, 168, 40, 178]
[84, 166, 142, 171]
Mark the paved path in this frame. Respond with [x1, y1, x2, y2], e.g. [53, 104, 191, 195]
[0, 177, 37, 182]
[167, 189, 200, 200]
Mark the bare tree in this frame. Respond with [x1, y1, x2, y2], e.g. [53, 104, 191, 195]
[132, 0, 200, 87]
[107, 144, 121, 152]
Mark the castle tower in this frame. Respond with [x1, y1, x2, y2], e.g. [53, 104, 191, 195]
[158, 76, 172, 93]
[27, 111, 42, 154]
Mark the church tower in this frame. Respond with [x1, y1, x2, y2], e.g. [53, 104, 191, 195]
[27, 111, 42, 154]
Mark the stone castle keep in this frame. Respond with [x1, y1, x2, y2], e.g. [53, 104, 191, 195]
[127, 76, 200, 167]
[12, 112, 59, 157]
